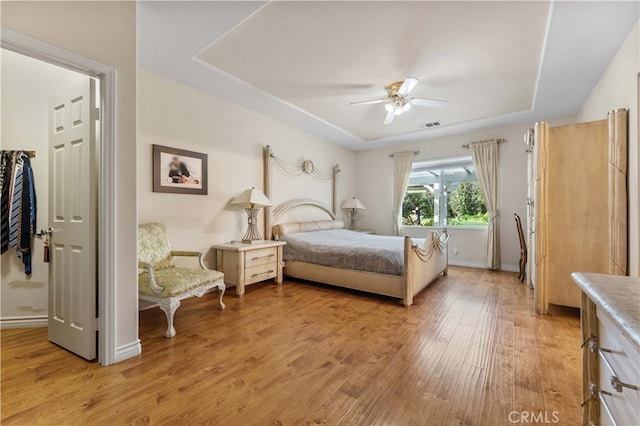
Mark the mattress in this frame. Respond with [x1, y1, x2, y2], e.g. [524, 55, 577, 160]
[280, 229, 423, 276]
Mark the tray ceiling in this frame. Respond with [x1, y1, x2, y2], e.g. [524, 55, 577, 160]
[139, 1, 640, 150]
[197, 1, 548, 141]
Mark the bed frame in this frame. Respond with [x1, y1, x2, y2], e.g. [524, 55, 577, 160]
[263, 145, 448, 306]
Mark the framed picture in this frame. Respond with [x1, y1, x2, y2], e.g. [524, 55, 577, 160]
[153, 144, 208, 195]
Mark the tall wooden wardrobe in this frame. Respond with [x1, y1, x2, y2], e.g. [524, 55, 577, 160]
[526, 109, 628, 314]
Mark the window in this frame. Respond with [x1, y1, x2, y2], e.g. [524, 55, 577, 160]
[402, 156, 487, 227]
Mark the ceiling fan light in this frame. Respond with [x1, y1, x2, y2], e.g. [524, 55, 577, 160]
[384, 102, 394, 113]
[394, 106, 403, 115]
[402, 102, 411, 112]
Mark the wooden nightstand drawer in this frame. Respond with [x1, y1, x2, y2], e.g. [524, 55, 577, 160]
[246, 263, 277, 285]
[246, 247, 277, 268]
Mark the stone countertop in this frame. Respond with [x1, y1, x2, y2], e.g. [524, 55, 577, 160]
[572, 272, 640, 351]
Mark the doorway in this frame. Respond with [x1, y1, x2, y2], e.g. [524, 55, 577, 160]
[0, 41, 114, 363]
[1, 49, 89, 330]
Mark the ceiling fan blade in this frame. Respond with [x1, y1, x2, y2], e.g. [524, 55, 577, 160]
[410, 98, 449, 109]
[348, 99, 386, 106]
[397, 77, 419, 96]
[384, 110, 396, 125]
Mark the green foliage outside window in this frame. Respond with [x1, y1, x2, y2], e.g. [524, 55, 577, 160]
[402, 190, 435, 226]
[448, 181, 487, 225]
[402, 180, 488, 226]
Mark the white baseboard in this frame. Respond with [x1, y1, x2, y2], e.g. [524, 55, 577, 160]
[448, 260, 487, 269]
[500, 264, 520, 273]
[114, 339, 141, 363]
[0, 316, 48, 329]
[138, 300, 159, 311]
[448, 261, 520, 273]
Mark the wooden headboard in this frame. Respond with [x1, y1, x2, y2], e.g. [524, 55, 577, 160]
[263, 145, 340, 240]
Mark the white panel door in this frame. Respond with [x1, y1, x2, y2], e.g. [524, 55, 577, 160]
[48, 79, 98, 361]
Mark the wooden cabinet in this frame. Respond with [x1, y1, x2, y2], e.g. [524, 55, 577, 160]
[596, 311, 640, 426]
[212, 241, 286, 297]
[528, 110, 628, 312]
[573, 273, 640, 426]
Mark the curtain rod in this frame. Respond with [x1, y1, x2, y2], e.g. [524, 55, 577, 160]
[2, 149, 36, 158]
[461, 138, 506, 149]
[388, 150, 420, 158]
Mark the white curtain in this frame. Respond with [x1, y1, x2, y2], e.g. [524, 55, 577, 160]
[392, 151, 415, 235]
[470, 140, 501, 269]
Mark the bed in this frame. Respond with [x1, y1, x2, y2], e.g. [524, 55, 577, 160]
[263, 146, 449, 306]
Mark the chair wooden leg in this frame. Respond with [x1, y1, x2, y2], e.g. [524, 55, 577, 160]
[159, 298, 180, 338]
[518, 264, 523, 282]
[217, 283, 226, 310]
[518, 261, 522, 282]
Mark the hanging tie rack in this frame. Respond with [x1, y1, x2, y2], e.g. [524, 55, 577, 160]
[1, 149, 36, 158]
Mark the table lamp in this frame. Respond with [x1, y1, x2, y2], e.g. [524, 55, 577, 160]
[231, 187, 273, 243]
[342, 197, 367, 230]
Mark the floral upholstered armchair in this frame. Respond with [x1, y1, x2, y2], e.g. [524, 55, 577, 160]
[138, 223, 225, 338]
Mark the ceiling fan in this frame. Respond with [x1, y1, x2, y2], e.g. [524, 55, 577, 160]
[348, 77, 448, 125]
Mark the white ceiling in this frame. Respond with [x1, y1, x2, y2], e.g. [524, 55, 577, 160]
[139, 1, 639, 151]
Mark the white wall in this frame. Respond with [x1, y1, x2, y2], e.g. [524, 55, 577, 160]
[0, 49, 87, 323]
[577, 22, 639, 277]
[138, 69, 356, 266]
[355, 117, 575, 271]
[1, 1, 138, 360]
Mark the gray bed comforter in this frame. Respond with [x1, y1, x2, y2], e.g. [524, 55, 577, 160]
[280, 229, 424, 276]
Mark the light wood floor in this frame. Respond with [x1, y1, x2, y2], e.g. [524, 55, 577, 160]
[1, 267, 581, 425]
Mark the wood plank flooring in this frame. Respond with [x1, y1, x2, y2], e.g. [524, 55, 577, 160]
[1, 267, 582, 425]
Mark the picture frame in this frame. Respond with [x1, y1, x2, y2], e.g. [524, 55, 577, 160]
[153, 144, 208, 195]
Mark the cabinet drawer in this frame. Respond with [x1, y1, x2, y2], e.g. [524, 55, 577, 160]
[598, 372, 639, 426]
[245, 247, 277, 268]
[597, 309, 640, 425]
[599, 391, 618, 426]
[246, 263, 277, 285]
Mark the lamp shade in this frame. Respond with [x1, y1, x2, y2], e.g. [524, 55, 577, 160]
[341, 197, 366, 210]
[231, 187, 273, 208]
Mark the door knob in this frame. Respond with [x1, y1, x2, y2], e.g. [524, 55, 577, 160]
[36, 228, 57, 237]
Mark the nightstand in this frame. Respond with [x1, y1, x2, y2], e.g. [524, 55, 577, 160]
[212, 240, 286, 297]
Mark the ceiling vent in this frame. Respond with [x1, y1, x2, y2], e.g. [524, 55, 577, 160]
[425, 121, 441, 128]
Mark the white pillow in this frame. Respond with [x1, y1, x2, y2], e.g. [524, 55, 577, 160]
[272, 220, 344, 239]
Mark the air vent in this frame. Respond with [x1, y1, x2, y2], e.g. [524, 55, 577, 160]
[425, 121, 441, 128]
